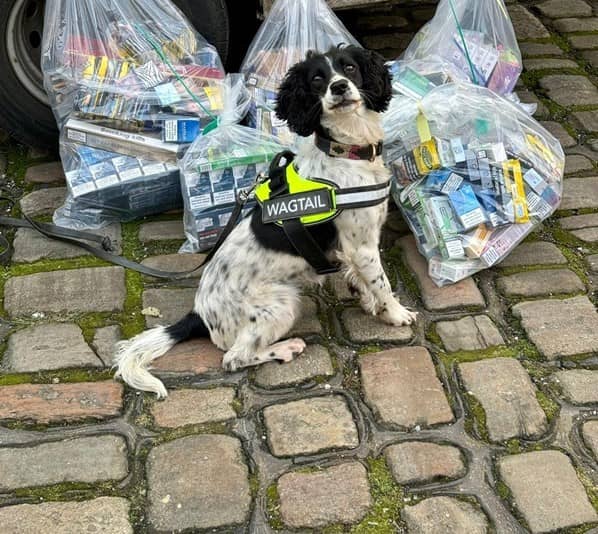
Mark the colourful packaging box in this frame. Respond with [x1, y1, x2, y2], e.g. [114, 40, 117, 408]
[425, 170, 463, 194]
[480, 221, 534, 266]
[429, 256, 484, 283]
[462, 224, 493, 258]
[162, 117, 201, 143]
[448, 184, 487, 230]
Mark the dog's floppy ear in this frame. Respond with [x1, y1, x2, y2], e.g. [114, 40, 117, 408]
[276, 61, 322, 137]
[346, 46, 392, 113]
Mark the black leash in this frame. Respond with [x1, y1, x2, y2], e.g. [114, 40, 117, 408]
[0, 194, 249, 279]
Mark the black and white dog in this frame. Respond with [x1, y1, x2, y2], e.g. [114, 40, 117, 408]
[115, 45, 417, 398]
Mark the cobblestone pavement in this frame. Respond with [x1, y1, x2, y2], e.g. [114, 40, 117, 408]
[1, 1, 598, 532]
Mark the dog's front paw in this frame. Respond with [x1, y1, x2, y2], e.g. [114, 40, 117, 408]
[380, 302, 418, 326]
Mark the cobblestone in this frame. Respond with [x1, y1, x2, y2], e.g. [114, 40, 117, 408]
[263, 396, 359, 456]
[142, 287, 196, 327]
[0, 498, 132, 534]
[384, 441, 466, 485]
[540, 121, 576, 148]
[19, 187, 67, 217]
[583, 421, 598, 459]
[499, 241, 566, 267]
[524, 58, 578, 71]
[290, 296, 323, 335]
[436, 315, 504, 352]
[540, 75, 598, 106]
[153, 338, 223, 376]
[138, 220, 185, 242]
[508, 5, 550, 39]
[517, 89, 549, 118]
[588, 254, 598, 271]
[4, 267, 126, 316]
[341, 307, 413, 342]
[561, 213, 598, 230]
[499, 450, 597, 532]
[537, 0, 592, 18]
[573, 111, 598, 132]
[513, 296, 598, 358]
[554, 370, 598, 404]
[520, 42, 564, 57]
[150, 387, 236, 427]
[92, 325, 121, 364]
[569, 35, 598, 50]
[460, 358, 548, 442]
[147, 434, 251, 531]
[0, 435, 128, 490]
[277, 462, 371, 528]
[403, 496, 489, 534]
[12, 224, 122, 263]
[0, 382, 123, 423]
[498, 268, 585, 297]
[565, 154, 594, 174]
[24, 161, 65, 184]
[582, 49, 598, 68]
[399, 236, 485, 311]
[360, 347, 453, 428]
[253, 344, 334, 388]
[4, 323, 101, 372]
[554, 17, 598, 32]
[560, 177, 598, 210]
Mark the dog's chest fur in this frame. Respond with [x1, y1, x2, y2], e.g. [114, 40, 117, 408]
[296, 143, 390, 249]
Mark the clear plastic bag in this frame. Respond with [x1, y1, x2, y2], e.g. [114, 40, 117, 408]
[383, 83, 564, 286]
[240, 0, 359, 146]
[179, 75, 283, 253]
[398, 0, 522, 97]
[42, 0, 226, 229]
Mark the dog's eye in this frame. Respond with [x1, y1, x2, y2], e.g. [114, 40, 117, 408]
[344, 65, 356, 74]
[312, 75, 324, 83]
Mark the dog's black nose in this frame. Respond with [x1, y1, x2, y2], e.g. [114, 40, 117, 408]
[330, 80, 349, 96]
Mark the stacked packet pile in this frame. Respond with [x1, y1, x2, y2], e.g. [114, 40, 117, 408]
[42, 1, 225, 228]
[179, 76, 283, 252]
[384, 84, 564, 286]
[388, 0, 522, 100]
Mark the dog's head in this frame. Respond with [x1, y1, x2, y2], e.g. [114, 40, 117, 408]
[275, 45, 392, 137]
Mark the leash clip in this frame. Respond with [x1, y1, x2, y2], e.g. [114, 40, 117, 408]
[238, 172, 267, 204]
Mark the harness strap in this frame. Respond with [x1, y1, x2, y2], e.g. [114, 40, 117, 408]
[265, 152, 339, 275]
[335, 181, 391, 209]
[281, 218, 339, 275]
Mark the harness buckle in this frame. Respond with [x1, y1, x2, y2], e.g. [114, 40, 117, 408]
[370, 144, 377, 162]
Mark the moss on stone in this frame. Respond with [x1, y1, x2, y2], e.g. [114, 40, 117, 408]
[266, 482, 284, 530]
[463, 392, 490, 442]
[535, 390, 560, 424]
[495, 480, 512, 502]
[155, 421, 229, 444]
[13, 480, 120, 502]
[385, 245, 419, 299]
[350, 457, 404, 534]
[0, 368, 113, 387]
[425, 322, 443, 348]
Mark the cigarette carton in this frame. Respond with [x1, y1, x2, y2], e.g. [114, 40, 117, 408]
[448, 184, 487, 230]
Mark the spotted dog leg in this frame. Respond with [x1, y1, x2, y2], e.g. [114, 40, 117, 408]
[350, 247, 417, 326]
[221, 297, 303, 372]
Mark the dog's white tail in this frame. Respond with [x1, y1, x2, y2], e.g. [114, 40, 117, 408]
[114, 311, 211, 398]
[114, 326, 177, 399]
